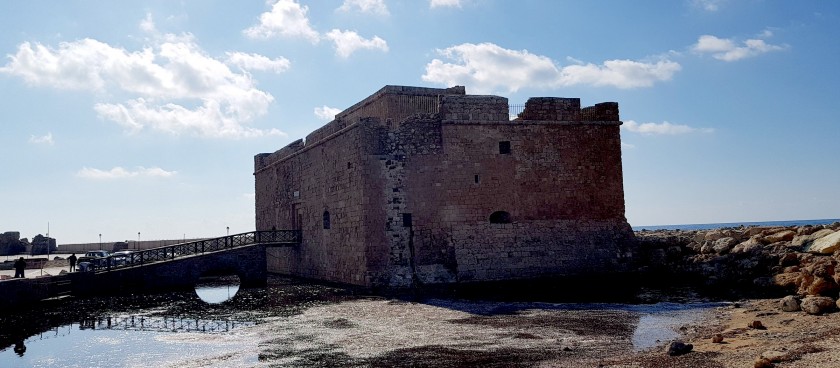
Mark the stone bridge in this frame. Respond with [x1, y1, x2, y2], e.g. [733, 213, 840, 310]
[69, 231, 299, 296]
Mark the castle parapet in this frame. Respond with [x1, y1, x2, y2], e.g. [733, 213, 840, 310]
[440, 95, 509, 122]
[518, 98, 620, 122]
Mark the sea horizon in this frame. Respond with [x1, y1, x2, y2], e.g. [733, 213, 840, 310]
[632, 218, 840, 231]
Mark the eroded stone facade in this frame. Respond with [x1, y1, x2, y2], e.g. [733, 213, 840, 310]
[254, 85, 634, 288]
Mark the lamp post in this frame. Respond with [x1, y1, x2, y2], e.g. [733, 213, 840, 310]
[137, 232, 140, 250]
[99, 234, 102, 250]
[226, 226, 229, 236]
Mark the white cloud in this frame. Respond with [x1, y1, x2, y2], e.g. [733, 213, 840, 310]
[430, 0, 462, 8]
[622, 120, 714, 135]
[225, 52, 291, 73]
[338, 0, 389, 15]
[76, 166, 177, 179]
[692, 34, 786, 62]
[422, 42, 680, 93]
[314, 105, 342, 121]
[243, 0, 320, 43]
[621, 142, 636, 149]
[29, 132, 54, 145]
[325, 29, 388, 58]
[690, 0, 726, 12]
[0, 22, 287, 138]
[140, 13, 156, 33]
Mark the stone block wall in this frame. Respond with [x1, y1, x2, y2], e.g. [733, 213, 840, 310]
[255, 85, 634, 288]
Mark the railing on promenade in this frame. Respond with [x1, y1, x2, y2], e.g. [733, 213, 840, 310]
[86, 230, 300, 273]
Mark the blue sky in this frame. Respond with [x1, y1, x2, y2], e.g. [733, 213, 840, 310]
[1, 0, 838, 244]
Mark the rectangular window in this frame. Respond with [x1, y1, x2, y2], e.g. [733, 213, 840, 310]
[474, 174, 480, 184]
[499, 141, 511, 154]
[402, 213, 412, 227]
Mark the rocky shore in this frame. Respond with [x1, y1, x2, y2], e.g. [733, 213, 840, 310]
[627, 222, 840, 367]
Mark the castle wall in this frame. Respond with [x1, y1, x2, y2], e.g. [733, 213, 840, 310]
[255, 86, 634, 288]
[255, 121, 386, 285]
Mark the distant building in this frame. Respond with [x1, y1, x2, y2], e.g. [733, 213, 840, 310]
[254, 85, 635, 288]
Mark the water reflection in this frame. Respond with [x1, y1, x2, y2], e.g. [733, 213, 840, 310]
[195, 275, 241, 304]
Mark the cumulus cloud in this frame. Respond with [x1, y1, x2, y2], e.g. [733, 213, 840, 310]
[430, 0, 462, 8]
[622, 120, 714, 135]
[29, 132, 54, 145]
[422, 42, 680, 93]
[325, 29, 388, 58]
[0, 17, 287, 139]
[692, 34, 786, 61]
[243, 0, 320, 43]
[338, 0, 389, 15]
[314, 105, 342, 121]
[76, 166, 177, 179]
[225, 52, 291, 73]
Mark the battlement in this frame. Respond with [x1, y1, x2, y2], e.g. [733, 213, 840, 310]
[516, 98, 619, 122]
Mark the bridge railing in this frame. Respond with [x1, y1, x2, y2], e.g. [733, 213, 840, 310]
[87, 230, 300, 273]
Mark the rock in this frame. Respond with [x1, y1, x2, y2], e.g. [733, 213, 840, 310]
[760, 350, 786, 363]
[748, 320, 766, 329]
[764, 230, 796, 244]
[801, 296, 836, 315]
[779, 295, 800, 312]
[806, 277, 839, 296]
[700, 244, 715, 254]
[807, 231, 840, 254]
[754, 357, 774, 368]
[732, 236, 764, 254]
[783, 265, 800, 273]
[713, 237, 738, 254]
[794, 229, 836, 247]
[667, 341, 693, 356]
[705, 230, 725, 241]
[773, 272, 801, 289]
[798, 226, 819, 236]
[711, 334, 724, 343]
[779, 253, 799, 267]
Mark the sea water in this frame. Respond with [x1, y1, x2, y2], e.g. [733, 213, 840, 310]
[633, 218, 840, 232]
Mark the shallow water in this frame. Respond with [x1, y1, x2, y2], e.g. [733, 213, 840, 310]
[0, 277, 724, 367]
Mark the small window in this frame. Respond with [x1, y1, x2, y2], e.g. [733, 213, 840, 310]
[323, 211, 331, 229]
[474, 174, 480, 184]
[489, 211, 511, 224]
[499, 141, 511, 154]
[402, 213, 413, 227]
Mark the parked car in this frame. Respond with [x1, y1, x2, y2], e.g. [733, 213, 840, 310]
[110, 250, 135, 266]
[78, 250, 110, 270]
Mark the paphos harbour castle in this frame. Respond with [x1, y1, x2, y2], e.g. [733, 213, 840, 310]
[254, 85, 635, 288]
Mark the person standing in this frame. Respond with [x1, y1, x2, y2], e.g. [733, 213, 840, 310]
[13, 257, 26, 278]
[68, 253, 77, 272]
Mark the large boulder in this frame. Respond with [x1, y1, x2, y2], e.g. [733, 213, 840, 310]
[794, 229, 836, 248]
[800, 296, 836, 315]
[713, 237, 738, 254]
[732, 236, 764, 254]
[779, 295, 800, 312]
[667, 341, 693, 356]
[807, 231, 840, 254]
[764, 230, 796, 244]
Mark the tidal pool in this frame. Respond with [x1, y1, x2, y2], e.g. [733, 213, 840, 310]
[0, 277, 725, 367]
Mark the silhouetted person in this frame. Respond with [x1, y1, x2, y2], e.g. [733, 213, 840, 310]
[13, 340, 26, 356]
[13, 257, 26, 278]
[68, 253, 77, 272]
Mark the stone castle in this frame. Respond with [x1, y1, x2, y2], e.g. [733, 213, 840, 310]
[254, 85, 635, 288]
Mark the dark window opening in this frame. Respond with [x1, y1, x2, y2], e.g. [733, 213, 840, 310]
[489, 211, 511, 224]
[347, 162, 352, 169]
[499, 141, 511, 154]
[474, 174, 480, 184]
[323, 211, 331, 229]
[402, 213, 413, 227]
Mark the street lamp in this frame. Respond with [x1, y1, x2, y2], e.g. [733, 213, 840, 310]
[226, 226, 230, 236]
[99, 234, 102, 250]
[137, 232, 140, 250]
